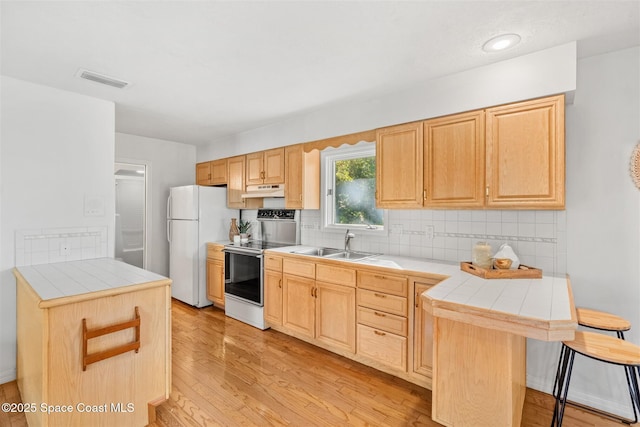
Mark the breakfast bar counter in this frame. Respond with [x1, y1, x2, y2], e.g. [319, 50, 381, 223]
[421, 271, 577, 427]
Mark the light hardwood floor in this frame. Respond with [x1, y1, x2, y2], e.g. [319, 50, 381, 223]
[2, 299, 636, 426]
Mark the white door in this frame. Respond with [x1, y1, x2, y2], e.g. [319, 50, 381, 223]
[169, 185, 199, 220]
[169, 219, 199, 305]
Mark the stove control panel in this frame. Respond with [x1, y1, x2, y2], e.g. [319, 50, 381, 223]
[257, 209, 296, 220]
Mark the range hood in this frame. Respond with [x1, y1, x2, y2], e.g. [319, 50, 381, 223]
[241, 184, 285, 199]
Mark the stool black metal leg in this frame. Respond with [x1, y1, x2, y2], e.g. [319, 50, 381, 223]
[615, 330, 639, 423]
[551, 344, 575, 427]
[627, 365, 640, 424]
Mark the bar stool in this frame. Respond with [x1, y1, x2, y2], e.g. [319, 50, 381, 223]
[576, 307, 637, 423]
[551, 331, 640, 427]
[576, 307, 631, 339]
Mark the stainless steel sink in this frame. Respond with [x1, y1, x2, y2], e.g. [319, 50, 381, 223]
[290, 247, 379, 261]
[323, 251, 379, 261]
[291, 247, 343, 256]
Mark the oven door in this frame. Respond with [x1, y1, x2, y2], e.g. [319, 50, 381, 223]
[223, 247, 263, 306]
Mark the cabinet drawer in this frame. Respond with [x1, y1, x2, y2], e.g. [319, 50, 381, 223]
[357, 324, 407, 372]
[283, 258, 315, 279]
[207, 244, 225, 261]
[357, 271, 407, 296]
[316, 264, 356, 287]
[357, 306, 408, 336]
[357, 289, 407, 317]
[264, 254, 283, 272]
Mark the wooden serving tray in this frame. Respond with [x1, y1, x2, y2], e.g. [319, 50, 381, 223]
[460, 261, 542, 279]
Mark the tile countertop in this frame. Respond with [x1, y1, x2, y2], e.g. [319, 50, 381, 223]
[267, 245, 577, 341]
[14, 257, 171, 308]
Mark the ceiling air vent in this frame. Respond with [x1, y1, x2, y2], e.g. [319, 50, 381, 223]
[77, 69, 129, 89]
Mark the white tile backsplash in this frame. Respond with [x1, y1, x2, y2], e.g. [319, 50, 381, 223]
[300, 209, 566, 276]
[15, 226, 108, 267]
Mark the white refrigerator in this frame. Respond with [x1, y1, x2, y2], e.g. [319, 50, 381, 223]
[167, 185, 237, 307]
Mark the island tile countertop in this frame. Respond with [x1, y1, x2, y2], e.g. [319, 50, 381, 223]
[266, 245, 576, 341]
[14, 257, 170, 307]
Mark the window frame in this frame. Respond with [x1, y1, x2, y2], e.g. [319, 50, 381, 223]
[320, 141, 388, 236]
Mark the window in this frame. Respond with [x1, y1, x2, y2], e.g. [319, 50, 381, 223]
[322, 142, 385, 232]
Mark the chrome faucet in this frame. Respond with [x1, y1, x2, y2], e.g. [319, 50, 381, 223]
[344, 229, 355, 253]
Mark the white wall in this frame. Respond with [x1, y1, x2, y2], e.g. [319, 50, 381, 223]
[198, 42, 576, 160]
[0, 76, 115, 383]
[552, 46, 639, 415]
[115, 133, 196, 276]
[200, 44, 640, 416]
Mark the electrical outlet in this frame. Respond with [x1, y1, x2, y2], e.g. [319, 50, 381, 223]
[425, 225, 434, 240]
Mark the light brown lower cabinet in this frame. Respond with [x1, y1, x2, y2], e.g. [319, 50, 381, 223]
[413, 281, 436, 380]
[264, 269, 283, 325]
[282, 274, 316, 338]
[206, 243, 225, 307]
[315, 281, 356, 353]
[268, 253, 441, 389]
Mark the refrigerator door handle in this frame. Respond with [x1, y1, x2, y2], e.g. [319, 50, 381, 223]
[167, 194, 172, 220]
[167, 220, 171, 243]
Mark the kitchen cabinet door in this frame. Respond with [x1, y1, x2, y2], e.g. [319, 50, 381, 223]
[206, 259, 224, 306]
[227, 155, 246, 208]
[282, 274, 315, 339]
[284, 144, 320, 209]
[209, 159, 227, 185]
[246, 148, 285, 185]
[485, 95, 565, 209]
[413, 282, 435, 381]
[196, 161, 212, 185]
[227, 155, 261, 209]
[376, 122, 424, 208]
[424, 110, 485, 208]
[315, 281, 356, 353]
[264, 269, 283, 325]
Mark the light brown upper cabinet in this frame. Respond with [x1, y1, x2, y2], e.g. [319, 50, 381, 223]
[227, 156, 262, 209]
[246, 148, 285, 185]
[423, 110, 486, 208]
[284, 144, 320, 209]
[485, 95, 565, 209]
[196, 159, 227, 186]
[376, 122, 424, 208]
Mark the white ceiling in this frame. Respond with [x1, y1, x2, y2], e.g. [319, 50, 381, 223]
[2, 1, 639, 146]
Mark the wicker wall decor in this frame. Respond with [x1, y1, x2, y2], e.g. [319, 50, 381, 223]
[631, 142, 640, 190]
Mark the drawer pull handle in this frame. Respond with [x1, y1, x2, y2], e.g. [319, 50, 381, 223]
[374, 275, 386, 280]
[278, 279, 282, 289]
[374, 293, 387, 298]
[374, 312, 386, 317]
[374, 330, 386, 336]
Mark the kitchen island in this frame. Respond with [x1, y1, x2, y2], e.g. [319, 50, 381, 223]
[422, 271, 576, 427]
[14, 258, 171, 427]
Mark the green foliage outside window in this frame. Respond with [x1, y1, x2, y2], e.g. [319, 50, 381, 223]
[334, 156, 383, 226]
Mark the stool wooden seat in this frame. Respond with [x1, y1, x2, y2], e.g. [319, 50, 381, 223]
[576, 307, 631, 338]
[551, 331, 640, 426]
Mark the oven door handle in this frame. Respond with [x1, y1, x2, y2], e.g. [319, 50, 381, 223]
[223, 248, 264, 258]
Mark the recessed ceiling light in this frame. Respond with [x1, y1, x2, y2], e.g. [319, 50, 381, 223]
[482, 34, 521, 52]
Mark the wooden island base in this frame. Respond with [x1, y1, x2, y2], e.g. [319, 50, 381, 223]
[432, 317, 526, 427]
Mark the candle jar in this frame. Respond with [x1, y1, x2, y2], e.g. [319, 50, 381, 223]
[472, 241, 492, 269]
